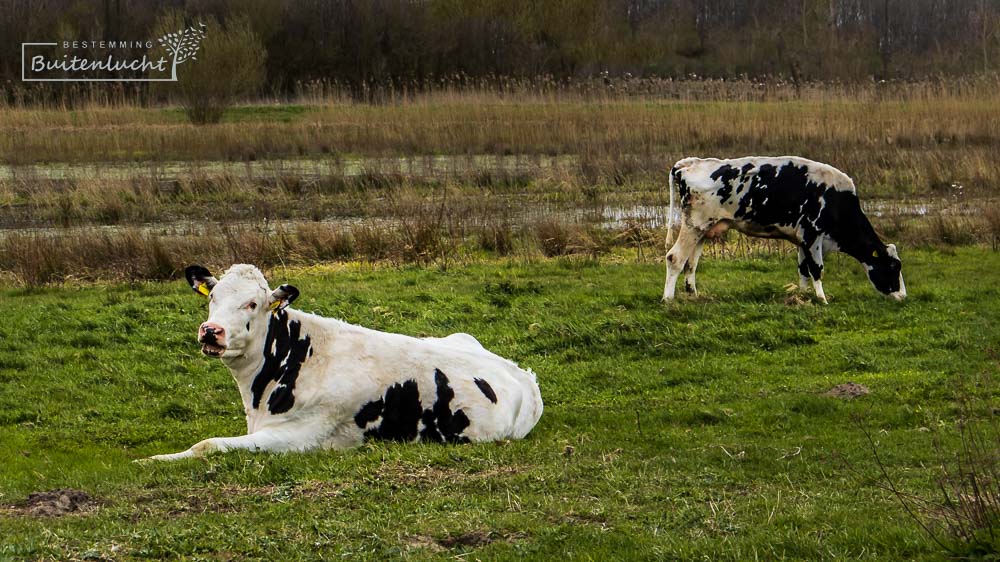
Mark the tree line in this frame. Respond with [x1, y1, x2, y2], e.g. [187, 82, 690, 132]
[2, 0, 998, 96]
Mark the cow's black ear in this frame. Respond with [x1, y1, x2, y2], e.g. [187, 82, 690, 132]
[268, 284, 299, 312]
[185, 265, 217, 297]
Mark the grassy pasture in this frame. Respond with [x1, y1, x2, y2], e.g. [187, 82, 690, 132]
[1, 249, 998, 560]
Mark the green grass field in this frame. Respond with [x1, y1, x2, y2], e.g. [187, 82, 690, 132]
[2, 248, 998, 560]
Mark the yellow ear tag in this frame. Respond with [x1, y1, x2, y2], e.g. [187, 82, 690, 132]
[197, 283, 211, 296]
[872, 250, 878, 258]
[269, 300, 282, 312]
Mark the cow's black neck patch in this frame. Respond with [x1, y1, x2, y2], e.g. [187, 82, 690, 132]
[354, 369, 471, 444]
[250, 310, 312, 415]
[815, 189, 884, 264]
[474, 378, 498, 404]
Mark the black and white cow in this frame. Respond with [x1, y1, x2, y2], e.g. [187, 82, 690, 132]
[663, 156, 906, 303]
[148, 264, 543, 460]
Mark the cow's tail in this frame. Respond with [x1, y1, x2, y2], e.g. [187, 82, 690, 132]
[665, 165, 678, 247]
[666, 157, 700, 247]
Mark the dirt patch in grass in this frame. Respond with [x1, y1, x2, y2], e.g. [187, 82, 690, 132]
[784, 293, 812, 306]
[132, 488, 241, 517]
[130, 480, 348, 518]
[783, 283, 812, 306]
[403, 534, 447, 553]
[823, 382, 871, 399]
[4, 489, 102, 517]
[376, 463, 526, 487]
[404, 530, 528, 552]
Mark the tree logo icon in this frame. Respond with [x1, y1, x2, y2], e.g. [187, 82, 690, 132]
[157, 23, 207, 81]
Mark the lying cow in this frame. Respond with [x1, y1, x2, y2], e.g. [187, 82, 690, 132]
[148, 264, 543, 460]
[663, 156, 905, 303]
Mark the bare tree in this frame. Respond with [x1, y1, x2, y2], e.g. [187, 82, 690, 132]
[974, 0, 999, 71]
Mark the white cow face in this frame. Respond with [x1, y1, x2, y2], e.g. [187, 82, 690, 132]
[184, 264, 299, 359]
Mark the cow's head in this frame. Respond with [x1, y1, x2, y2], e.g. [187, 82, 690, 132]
[865, 244, 906, 301]
[184, 264, 299, 359]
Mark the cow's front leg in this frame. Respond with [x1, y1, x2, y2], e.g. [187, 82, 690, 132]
[798, 238, 827, 304]
[148, 428, 295, 461]
[797, 247, 810, 290]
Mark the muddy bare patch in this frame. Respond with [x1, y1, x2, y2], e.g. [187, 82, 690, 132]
[442, 530, 528, 548]
[6, 489, 101, 517]
[405, 530, 527, 552]
[823, 382, 871, 399]
[438, 530, 498, 548]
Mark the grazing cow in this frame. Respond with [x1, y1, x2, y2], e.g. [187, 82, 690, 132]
[148, 264, 543, 461]
[663, 156, 906, 303]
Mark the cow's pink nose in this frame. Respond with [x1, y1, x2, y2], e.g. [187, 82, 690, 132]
[199, 322, 225, 340]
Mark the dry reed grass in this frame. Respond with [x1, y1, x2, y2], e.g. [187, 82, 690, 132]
[2, 81, 1000, 201]
[2, 81, 999, 285]
[2, 201, 997, 286]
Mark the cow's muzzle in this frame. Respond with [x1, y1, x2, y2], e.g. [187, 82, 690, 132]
[198, 322, 228, 357]
[889, 277, 907, 301]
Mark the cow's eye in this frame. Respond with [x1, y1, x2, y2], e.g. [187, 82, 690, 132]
[247, 302, 257, 310]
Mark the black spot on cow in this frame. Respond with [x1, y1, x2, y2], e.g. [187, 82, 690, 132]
[250, 310, 312, 415]
[354, 398, 384, 428]
[673, 167, 691, 207]
[710, 164, 740, 204]
[359, 380, 424, 442]
[354, 370, 470, 444]
[420, 369, 471, 443]
[735, 163, 822, 229]
[474, 378, 498, 404]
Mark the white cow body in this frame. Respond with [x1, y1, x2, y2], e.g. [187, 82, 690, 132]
[151, 264, 543, 460]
